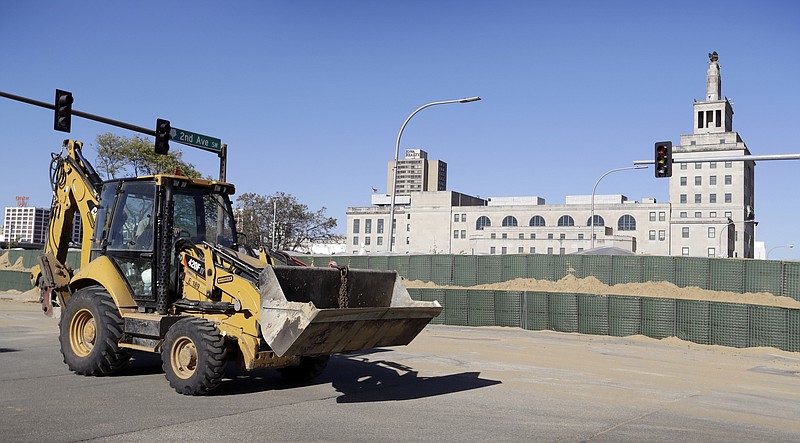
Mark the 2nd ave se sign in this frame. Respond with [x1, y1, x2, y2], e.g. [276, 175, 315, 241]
[170, 127, 222, 153]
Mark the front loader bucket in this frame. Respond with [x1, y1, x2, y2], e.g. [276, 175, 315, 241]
[258, 265, 442, 357]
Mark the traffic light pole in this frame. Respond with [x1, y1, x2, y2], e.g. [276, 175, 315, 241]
[635, 153, 800, 165]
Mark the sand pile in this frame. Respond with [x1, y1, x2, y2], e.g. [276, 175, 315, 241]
[0, 252, 32, 272]
[404, 273, 800, 309]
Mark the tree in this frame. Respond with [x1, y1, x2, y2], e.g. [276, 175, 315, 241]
[92, 132, 202, 179]
[235, 192, 337, 251]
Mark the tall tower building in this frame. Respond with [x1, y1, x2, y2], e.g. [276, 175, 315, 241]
[386, 149, 447, 195]
[669, 52, 755, 258]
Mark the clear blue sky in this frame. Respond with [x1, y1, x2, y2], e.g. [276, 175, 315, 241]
[1, 1, 799, 259]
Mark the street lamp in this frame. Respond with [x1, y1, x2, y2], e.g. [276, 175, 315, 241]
[767, 244, 794, 260]
[387, 97, 481, 252]
[718, 219, 757, 258]
[591, 165, 648, 249]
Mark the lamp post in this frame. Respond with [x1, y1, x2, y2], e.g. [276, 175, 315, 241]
[590, 165, 647, 249]
[767, 244, 794, 260]
[387, 97, 481, 252]
[718, 218, 757, 258]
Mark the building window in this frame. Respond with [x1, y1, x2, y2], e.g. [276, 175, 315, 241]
[680, 212, 687, 218]
[725, 211, 732, 218]
[680, 177, 687, 186]
[377, 237, 383, 246]
[708, 227, 715, 238]
[725, 193, 732, 203]
[682, 227, 689, 238]
[490, 247, 496, 254]
[406, 223, 410, 232]
[695, 194, 702, 204]
[529, 215, 546, 226]
[649, 211, 656, 221]
[502, 233, 508, 239]
[454, 214, 459, 222]
[577, 248, 584, 253]
[491, 233, 496, 239]
[725, 161, 732, 168]
[547, 233, 554, 240]
[502, 216, 518, 227]
[709, 194, 717, 204]
[365, 237, 371, 245]
[586, 215, 604, 226]
[518, 233, 524, 239]
[659, 230, 666, 241]
[476, 216, 491, 230]
[708, 247, 716, 257]
[680, 163, 687, 170]
[725, 175, 732, 185]
[710, 211, 717, 217]
[649, 230, 656, 241]
[501, 247, 507, 255]
[557, 215, 574, 227]
[353, 219, 360, 234]
[695, 212, 702, 218]
[710, 176, 717, 185]
[353, 236, 359, 245]
[518, 247, 524, 253]
[461, 230, 466, 239]
[547, 247, 553, 254]
[559, 233, 565, 240]
[454, 230, 459, 239]
[559, 248, 565, 255]
[680, 194, 687, 204]
[695, 162, 702, 169]
[461, 213, 466, 221]
[377, 219, 384, 234]
[682, 247, 689, 256]
[530, 247, 535, 253]
[530, 233, 536, 239]
[365, 219, 372, 234]
[617, 215, 636, 231]
[578, 233, 584, 240]
[695, 176, 702, 186]
[710, 162, 717, 169]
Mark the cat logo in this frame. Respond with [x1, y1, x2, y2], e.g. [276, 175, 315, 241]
[184, 256, 205, 278]
[217, 275, 234, 284]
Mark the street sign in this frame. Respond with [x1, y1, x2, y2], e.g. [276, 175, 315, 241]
[170, 127, 222, 153]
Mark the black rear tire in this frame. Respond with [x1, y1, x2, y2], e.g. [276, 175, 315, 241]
[278, 355, 330, 382]
[162, 317, 226, 395]
[59, 286, 130, 375]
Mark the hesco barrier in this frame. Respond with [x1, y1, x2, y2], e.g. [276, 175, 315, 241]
[0, 250, 81, 292]
[406, 287, 800, 352]
[304, 254, 800, 301]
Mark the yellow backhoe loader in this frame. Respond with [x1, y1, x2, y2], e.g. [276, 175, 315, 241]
[33, 139, 441, 395]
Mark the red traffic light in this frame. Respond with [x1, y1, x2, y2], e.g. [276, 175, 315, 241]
[54, 89, 73, 132]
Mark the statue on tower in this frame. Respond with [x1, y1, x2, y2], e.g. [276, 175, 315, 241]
[708, 51, 719, 62]
[706, 51, 721, 101]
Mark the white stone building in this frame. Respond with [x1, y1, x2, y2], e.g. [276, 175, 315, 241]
[3, 207, 82, 246]
[346, 53, 755, 258]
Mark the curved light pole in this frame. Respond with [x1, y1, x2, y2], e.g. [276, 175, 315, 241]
[718, 219, 757, 258]
[388, 97, 481, 252]
[591, 165, 647, 249]
[767, 244, 794, 260]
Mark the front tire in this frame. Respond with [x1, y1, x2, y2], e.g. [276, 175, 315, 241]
[59, 286, 130, 375]
[162, 317, 226, 395]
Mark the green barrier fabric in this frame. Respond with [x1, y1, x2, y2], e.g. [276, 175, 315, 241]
[608, 295, 641, 336]
[748, 305, 788, 349]
[711, 302, 749, 348]
[641, 297, 676, 339]
[676, 299, 711, 345]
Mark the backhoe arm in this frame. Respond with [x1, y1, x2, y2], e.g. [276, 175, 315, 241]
[33, 139, 103, 313]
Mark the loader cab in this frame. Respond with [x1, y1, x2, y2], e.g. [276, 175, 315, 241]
[92, 176, 237, 308]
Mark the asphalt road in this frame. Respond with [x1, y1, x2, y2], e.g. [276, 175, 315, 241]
[1, 295, 799, 442]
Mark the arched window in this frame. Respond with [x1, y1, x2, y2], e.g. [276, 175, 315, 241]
[618, 214, 637, 231]
[557, 215, 574, 227]
[529, 215, 546, 227]
[502, 216, 518, 227]
[475, 216, 491, 230]
[586, 215, 605, 227]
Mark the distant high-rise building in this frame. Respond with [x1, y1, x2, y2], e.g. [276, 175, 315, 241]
[387, 149, 447, 195]
[3, 207, 82, 246]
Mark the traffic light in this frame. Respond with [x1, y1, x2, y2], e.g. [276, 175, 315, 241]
[654, 141, 672, 178]
[155, 118, 171, 155]
[54, 89, 73, 132]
